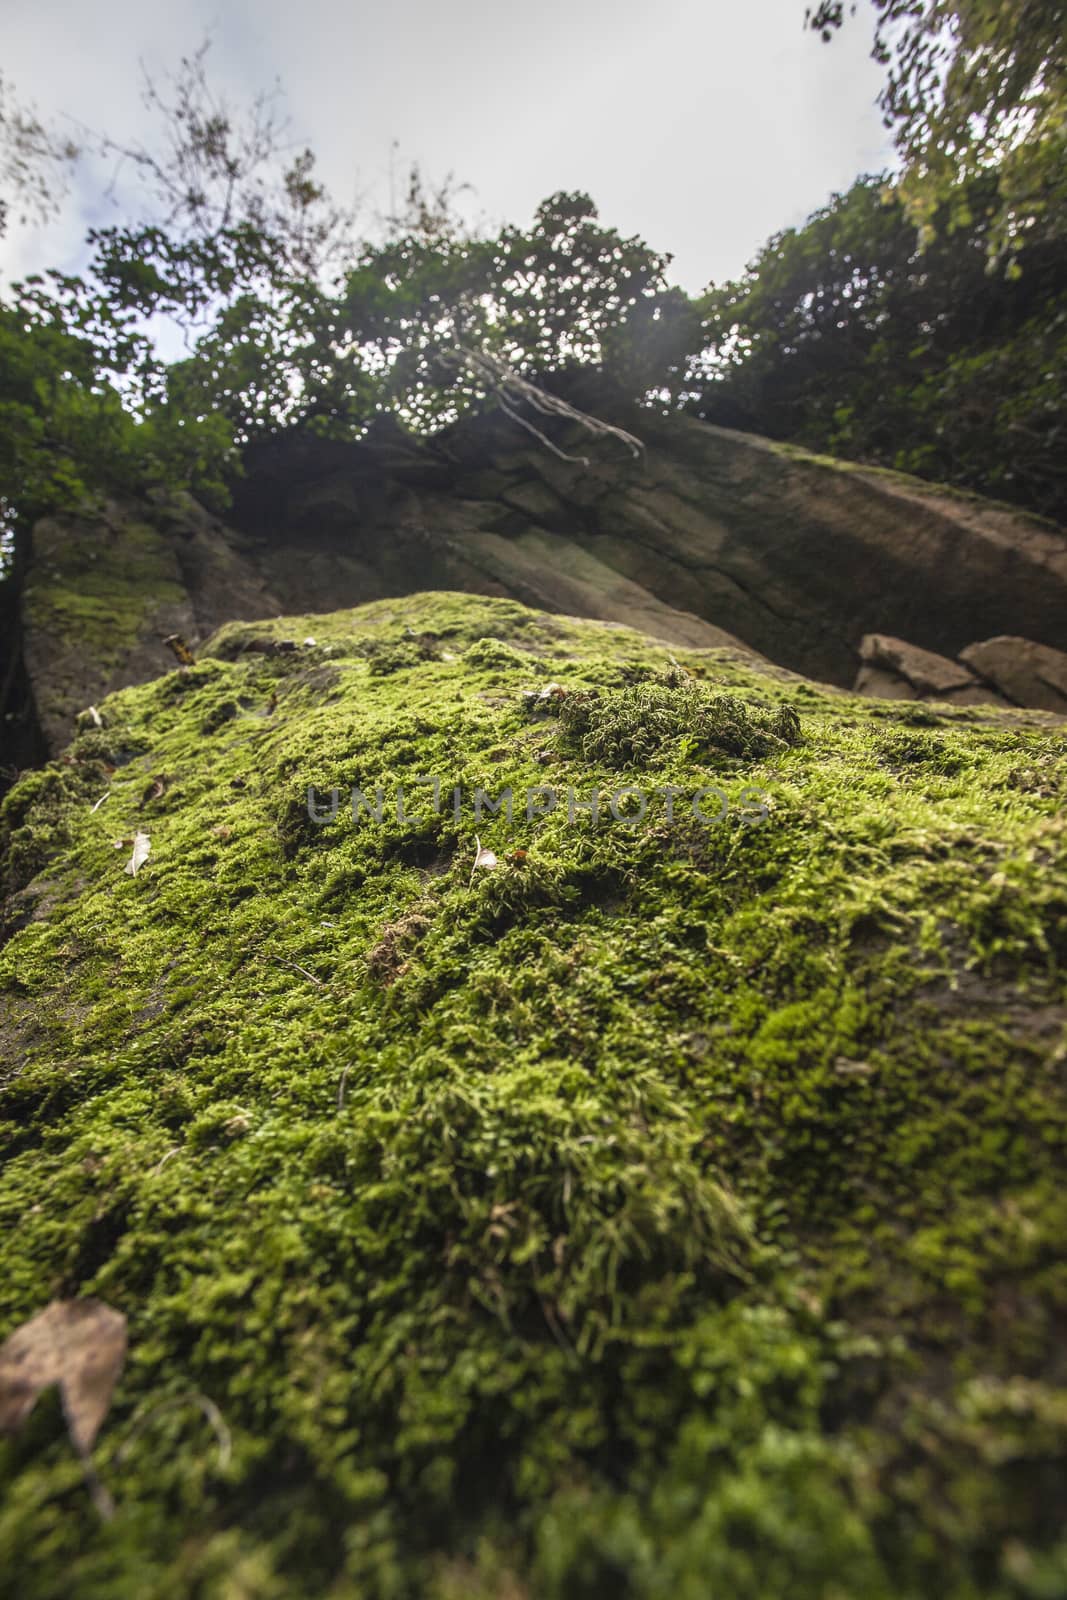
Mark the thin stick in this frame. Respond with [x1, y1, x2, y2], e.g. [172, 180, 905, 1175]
[114, 1392, 232, 1472]
[540, 1298, 580, 1366]
[270, 957, 324, 986]
[73, 1437, 115, 1520]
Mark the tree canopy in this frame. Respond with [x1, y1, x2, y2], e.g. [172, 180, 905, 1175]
[0, 71, 79, 240]
[809, 0, 1067, 263]
[689, 172, 1067, 522]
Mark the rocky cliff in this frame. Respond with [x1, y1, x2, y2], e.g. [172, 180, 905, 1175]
[8, 400, 1067, 765]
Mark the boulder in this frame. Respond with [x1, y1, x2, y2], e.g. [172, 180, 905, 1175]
[960, 635, 1067, 713]
[853, 633, 1011, 706]
[3, 593, 1066, 1593]
[18, 495, 281, 754]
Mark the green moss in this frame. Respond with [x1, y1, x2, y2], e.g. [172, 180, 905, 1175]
[24, 517, 186, 665]
[557, 672, 801, 767]
[0, 591, 1065, 1598]
[21, 514, 190, 740]
[764, 436, 1066, 527]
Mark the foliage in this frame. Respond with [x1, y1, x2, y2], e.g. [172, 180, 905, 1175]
[339, 189, 700, 433]
[809, 0, 1067, 263]
[0, 46, 360, 536]
[0, 287, 235, 531]
[91, 41, 356, 283]
[690, 173, 1067, 522]
[0, 29, 693, 532]
[0, 71, 78, 239]
[0, 182, 697, 542]
[1, 592, 1065, 1595]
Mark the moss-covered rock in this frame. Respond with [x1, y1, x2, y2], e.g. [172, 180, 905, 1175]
[1, 592, 1066, 1598]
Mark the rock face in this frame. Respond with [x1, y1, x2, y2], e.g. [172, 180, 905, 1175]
[16, 496, 280, 756]
[10, 400, 1067, 757]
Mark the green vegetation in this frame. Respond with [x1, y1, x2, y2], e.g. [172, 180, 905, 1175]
[811, 0, 1067, 264]
[1, 14, 1064, 1590]
[691, 172, 1067, 524]
[2, 594, 1065, 1597]
[3, 6, 1065, 546]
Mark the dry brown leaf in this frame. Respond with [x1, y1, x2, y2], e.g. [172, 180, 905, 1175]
[0, 1298, 127, 1455]
[162, 633, 196, 666]
[140, 777, 167, 807]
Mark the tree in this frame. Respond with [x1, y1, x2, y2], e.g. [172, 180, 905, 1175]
[0, 71, 79, 239]
[1, 31, 703, 538]
[808, 1, 1067, 263]
[0, 44, 361, 533]
[5, 20, 1065, 550]
[82, 41, 358, 325]
[339, 190, 699, 434]
[690, 173, 1067, 521]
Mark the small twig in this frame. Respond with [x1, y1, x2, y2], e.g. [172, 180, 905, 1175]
[270, 957, 324, 986]
[114, 1392, 232, 1473]
[539, 1298, 580, 1367]
[90, 791, 110, 813]
[151, 1147, 181, 1176]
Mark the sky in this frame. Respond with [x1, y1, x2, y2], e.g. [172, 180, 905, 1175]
[0, 0, 892, 295]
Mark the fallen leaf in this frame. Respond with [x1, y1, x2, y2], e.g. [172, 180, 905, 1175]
[0, 1299, 127, 1456]
[124, 832, 151, 876]
[140, 777, 167, 807]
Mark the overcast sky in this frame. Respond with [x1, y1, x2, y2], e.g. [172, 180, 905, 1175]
[1, 0, 892, 293]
